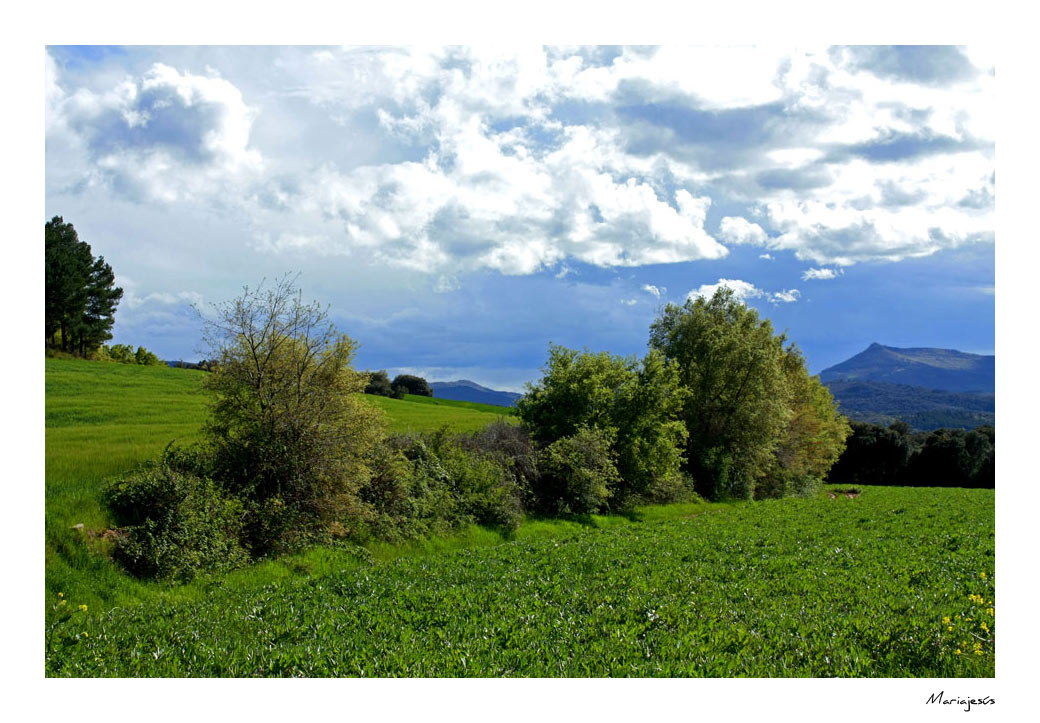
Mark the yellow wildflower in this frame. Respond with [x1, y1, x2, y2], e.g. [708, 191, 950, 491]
[980, 622, 989, 633]
[58, 592, 64, 598]
[78, 604, 88, 612]
[955, 649, 962, 655]
[942, 616, 951, 624]
[82, 631, 88, 638]
[981, 571, 986, 579]
[947, 626, 954, 631]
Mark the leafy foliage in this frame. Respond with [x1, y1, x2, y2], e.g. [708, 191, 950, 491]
[828, 422, 995, 488]
[538, 425, 620, 514]
[761, 347, 851, 498]
[650, 288, 814, 499]
[364, 369, 401, 398]
[95, 343, 162, 366]
[517, 345, 687, 508]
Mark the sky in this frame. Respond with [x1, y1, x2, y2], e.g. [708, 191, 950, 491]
[44, 45, 995, 391]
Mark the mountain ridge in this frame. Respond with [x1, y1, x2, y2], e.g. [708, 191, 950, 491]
[819, 343, 994, 394]
[430, 379, 522, 408]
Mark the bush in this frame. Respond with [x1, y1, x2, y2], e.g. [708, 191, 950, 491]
[93, 343, 163, 366]
[538, 426, 621, 515]
[396, 430, 525, 532]
[102, 457, 247, 581]
[754, 468, 823, 500]
[458, 420, 540, 508]
[358, 437, 458, 542]
[135, 346, 162, 366]
[641, 470, 699, 505]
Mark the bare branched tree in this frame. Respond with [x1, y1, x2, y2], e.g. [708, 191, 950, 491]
[196, 274, 386, 553]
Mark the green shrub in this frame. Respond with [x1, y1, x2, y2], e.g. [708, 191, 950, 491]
[641, 470, 699, 505]
[364, 370, 395, 397]
[367, 429, 527, 537]
[358, 437, 457, 542]
[459, 420, 540, 509]
[441, 442, 524, 530]
[538, 426, 620, 515]
[134, 345, 162, 366]
[102, 460, 248, 581]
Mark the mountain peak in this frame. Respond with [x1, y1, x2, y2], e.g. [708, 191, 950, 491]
[820, 344, 993, 393]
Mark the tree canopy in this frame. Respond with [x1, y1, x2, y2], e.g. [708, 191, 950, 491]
[391, 374, 433, 397]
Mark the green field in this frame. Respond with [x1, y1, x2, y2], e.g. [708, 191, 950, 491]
[364, 392, 515, 434]
[45, 358, 995, 677]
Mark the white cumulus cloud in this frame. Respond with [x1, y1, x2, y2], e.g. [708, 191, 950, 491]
[718, 216, 768, 246]
[688, 278, 765, 302]
[801, 267, 840, 280]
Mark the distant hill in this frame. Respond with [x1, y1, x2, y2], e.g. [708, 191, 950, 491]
[819, 343, 994, 394]
[820, 343, 995, 431]
[825, 380, 994, 431]
[430, 380, 522, 408]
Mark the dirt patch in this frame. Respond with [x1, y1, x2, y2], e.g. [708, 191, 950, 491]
[87, 527, 127, 542]
[828, 488, 861, 499]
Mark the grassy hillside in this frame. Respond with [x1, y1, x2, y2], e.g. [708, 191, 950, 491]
[47, 485, 994, 677]
[364, 393, 514, 435]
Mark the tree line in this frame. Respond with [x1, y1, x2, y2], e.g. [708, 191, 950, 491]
[100, 278, 856, 580]
[827, 421, 994, 488]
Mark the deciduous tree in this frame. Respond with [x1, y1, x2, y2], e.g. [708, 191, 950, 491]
[649, 287, 791, 499]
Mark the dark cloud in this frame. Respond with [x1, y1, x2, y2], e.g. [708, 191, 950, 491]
[841, 45, 978, 86]
[616, 98, 788, 170]
[834, 131, 980, 163]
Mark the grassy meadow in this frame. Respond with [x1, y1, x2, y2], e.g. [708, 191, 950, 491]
[45, 358, 995, 677]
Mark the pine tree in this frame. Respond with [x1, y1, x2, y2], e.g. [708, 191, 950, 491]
[44, 217, 122, 356]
